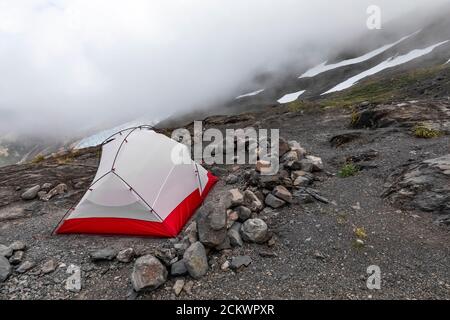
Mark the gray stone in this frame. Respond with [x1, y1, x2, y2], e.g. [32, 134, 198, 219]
[235, 206, 252, 222]
[243, 190, 264, 212]
[197, 204, 227, 247]
[171, 260, 188, 276]
[41, 259, 57, 274]
[9, 241, 26, 251]
[9, 250, 24, 265]
[230, 256, 252, 270]
[265, 194, 286, 209]
[0, 256, 11, 282]
[183, 242, 208, 279]
[21, 185, 41, 200]
[240, 219, 269, 244]
[228, 222, 243, 247]
[0, 244, 13, 258]
[117, 248, 135, 263]
[272, 185, 293, 203]
[131, 255, 168, 292]
[89, 248, 117, 261]
[16, 260, 35, 273]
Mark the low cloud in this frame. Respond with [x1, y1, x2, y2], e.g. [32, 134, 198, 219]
[0, 0, 445, 137]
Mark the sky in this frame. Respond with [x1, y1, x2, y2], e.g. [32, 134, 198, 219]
[0, 0, 446, 137]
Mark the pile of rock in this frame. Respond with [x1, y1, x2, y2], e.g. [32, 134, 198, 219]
[0, 240, 29, 282]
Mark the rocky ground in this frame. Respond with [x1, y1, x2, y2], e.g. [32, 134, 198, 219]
[0, 99, 449, 300]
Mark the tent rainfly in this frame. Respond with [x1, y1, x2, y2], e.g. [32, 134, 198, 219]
[56, 126, 217, 237]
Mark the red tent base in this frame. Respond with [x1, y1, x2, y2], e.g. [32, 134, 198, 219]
[56, 172, 218, 237]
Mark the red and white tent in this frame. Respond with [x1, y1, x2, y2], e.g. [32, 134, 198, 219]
[56, 126, 217, 237]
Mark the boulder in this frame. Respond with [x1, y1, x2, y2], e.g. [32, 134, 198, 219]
[183, 242, 208, 279]
[243, 190, 264, 212]
[383, 154, 450, 217]
[240, 219, 269, 244]
[272, 185, 293, 203]
[131, 255, 167, 292]
[21, 185, 41, 200]
[89, 248, 117, 261]
[117, 248, 135, 263]
[197, 203, 227, 247]
[265, 194, 286, 209]
[0, 256, 11, 282]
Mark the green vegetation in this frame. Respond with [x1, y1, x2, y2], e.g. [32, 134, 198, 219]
[319, 65, 446, 108]
[286, 100, 317, 112]
[31, 154, 45, 164]
[350, 108, 361, 126]
[413, 125, 443, 139]
[338, 163, 359, 178]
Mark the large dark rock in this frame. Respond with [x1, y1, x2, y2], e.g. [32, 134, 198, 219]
[197, 203, 227, 247]
[383, 155, 450, 218]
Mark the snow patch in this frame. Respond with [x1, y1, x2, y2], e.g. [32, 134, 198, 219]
[235, 89, 265, 99]
[277, 90, 306, 104]
[299, 30, 421, 79]
[75, 119, 160, 149]
[322, 40, 450, 95]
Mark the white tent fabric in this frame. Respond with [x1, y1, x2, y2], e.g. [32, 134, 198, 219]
[56, 126, 217, 237]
